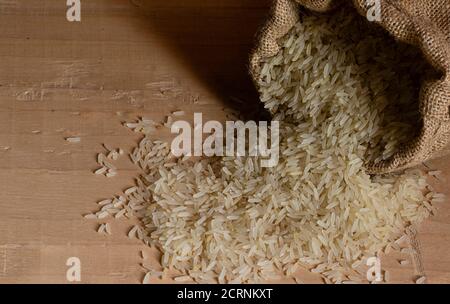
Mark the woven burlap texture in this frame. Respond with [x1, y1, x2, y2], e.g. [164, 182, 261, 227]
[251, 0, 450, 174]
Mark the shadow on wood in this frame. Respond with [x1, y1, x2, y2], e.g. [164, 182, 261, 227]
[130, 0, 272, 120]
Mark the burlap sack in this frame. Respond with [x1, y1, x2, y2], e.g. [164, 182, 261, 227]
[250, 0, 450, 174]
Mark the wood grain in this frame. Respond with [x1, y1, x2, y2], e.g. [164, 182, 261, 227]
[0, 0, 449, 284]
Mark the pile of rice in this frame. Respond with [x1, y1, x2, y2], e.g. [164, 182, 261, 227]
[88, 7, 442, 283]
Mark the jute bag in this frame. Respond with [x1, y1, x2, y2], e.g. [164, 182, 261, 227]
[250, 0, 450, 174]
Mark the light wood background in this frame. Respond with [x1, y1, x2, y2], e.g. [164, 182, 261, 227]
[0, 0, 449, 284]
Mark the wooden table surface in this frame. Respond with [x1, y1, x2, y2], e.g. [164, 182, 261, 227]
[0, 0, 449, 284]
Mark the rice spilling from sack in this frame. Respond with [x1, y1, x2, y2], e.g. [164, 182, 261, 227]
[90, 8, 439, 283]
